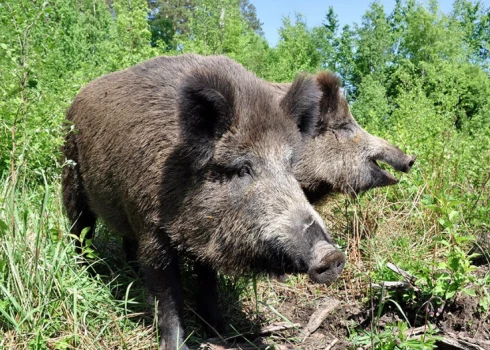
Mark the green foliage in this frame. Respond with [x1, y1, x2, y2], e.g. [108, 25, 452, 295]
[171, 0, 271, 76]
[351, 74, 390, 130]
[414, 193, 489, 307]
[354, 1, 393, 86]
[148, 0, 193, 47]
[0, 178, 157, 348]
[0, 0, 158, 181]
[400, 0, 465, 65]
[148, 0, 262, 48]
[265, 14, 321, 81]
[351, 320, 439, 349]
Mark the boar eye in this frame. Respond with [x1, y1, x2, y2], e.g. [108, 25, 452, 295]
[238, 164, 252, 178]
[331, 123, 355, 138]
[340, 123, 354, 133]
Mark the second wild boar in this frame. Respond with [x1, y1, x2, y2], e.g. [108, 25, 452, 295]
[270, 73, 416, 203]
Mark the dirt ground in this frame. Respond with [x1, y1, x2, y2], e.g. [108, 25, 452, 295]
[95, 232, 490, 350]
[196, 265, 490, 350]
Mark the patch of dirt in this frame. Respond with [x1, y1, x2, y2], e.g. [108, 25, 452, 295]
[236, 277, 367, 349]
[441, 293, 490, 348]
[225, 267, 490, 350]
[93, 233, 490, 349]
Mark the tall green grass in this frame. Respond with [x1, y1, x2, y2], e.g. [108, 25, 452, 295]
[0, 177, 156, 349]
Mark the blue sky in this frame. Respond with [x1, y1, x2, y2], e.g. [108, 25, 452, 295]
[250, 0, 466, 47]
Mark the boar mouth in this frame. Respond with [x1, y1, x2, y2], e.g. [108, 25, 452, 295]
[369, 159, 399, 188]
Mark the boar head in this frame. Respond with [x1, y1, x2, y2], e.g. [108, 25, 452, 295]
[271, 72, 416, 202]
[164, 65, 345, 284]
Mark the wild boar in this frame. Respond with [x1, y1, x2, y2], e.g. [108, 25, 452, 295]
[270, 73, 416, 203]
[62, 54, 345, 349]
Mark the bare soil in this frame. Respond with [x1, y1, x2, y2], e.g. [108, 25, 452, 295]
[94, 232, 490, 349]
[198, 266, 490, 350]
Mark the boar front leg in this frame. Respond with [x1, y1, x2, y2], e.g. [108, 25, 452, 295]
[195, 262, 226, 334]
[143, 257, 188, 350]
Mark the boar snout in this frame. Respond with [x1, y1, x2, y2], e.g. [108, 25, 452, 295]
[403, 155, 417, 173]
[378, 150, 416, 173]
[367, 136, 416, 189]
[374, 136, 416, 172]
[308, 242, 345, 284]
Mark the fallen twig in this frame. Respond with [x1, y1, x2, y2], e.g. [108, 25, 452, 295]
[198, 343, 294, 349]
[205, 322, 300, 345]
[371, 281, 412, 290]
[371, 263, 420, 292]
[448, 332, 490, 349]
[435, 336, 485, 350]
[325, 338, 338, 350]
[406, 325, 439, 337]
[386, 262, 417, 283]
[257, 322, 301, 335]
[302, 298, 341, 341]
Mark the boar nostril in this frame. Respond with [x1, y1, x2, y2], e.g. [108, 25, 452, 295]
[313, 264, 329, 276]
[309, 251, 345, 284]
[404, 156, 416, 172]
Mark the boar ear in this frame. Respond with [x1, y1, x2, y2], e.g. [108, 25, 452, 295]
[280, 74, 321, 137]
[315, 72, 343, 127]
[178, 70, 235, 163]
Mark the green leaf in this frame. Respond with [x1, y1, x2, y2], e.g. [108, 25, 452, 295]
[437, 261, 448, 269]
[0, 218, 8, 235]
[448, 256, 460, 272]
[80, 227, 91, 241]
[479, 297, 489, 312]
[446, 290, 456, 299]
[448, 210, 459, 223]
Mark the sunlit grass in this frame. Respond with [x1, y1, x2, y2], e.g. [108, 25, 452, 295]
[0, 177, 156, 349]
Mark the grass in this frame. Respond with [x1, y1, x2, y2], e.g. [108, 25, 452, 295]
[0, 152, 489, 350]
[0, 177, 157, 349]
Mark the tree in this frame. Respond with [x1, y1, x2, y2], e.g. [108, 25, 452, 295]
[147, 0, 194, 47]
[399, 0, 465, 65]
[351, 74, 390, 132]
[333, 25, 357, 98]
[354, 1, 393, 88]
[171, 0, 270, 75]
[452, 0, 490, 69]
[148, 0, 263, 48]
[266, 14, 321, 82]
[312, 6, 339, 71]
[240, 0, 263, 36]
[0, 0, 158, 180]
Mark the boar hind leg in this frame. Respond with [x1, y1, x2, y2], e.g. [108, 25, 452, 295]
[196, 262, 226, 334]
[143, 258, 188, 350]
[62, 163, 96, 255]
